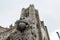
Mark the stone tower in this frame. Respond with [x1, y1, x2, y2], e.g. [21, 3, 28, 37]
[0, 4, 50, 40]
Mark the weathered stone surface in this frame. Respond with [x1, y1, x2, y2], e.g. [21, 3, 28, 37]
[0, 26, 8, 33]
[0, 4, 50, 40]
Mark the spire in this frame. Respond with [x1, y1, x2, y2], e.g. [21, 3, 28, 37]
[29, 4, 35, 11]
[21, 8, 25, 17]
[29, 4, 34, 8]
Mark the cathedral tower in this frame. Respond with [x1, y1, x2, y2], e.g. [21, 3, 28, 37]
[0, 4, 50, 40]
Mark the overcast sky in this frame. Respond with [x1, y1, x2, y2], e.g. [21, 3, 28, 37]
[0, 0, 60, 40]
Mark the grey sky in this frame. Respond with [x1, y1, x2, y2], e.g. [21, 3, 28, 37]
[0, 0, 60, 33]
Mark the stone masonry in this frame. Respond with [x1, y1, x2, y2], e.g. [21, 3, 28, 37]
[0, 4, 50, 40]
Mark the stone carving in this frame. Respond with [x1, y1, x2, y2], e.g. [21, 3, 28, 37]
[6, 18, 38, 40]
